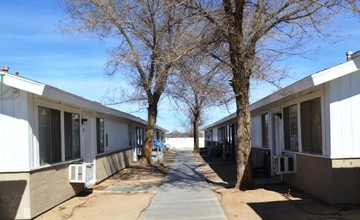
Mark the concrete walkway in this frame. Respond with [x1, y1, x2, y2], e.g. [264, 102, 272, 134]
[144, 150, 227, 220]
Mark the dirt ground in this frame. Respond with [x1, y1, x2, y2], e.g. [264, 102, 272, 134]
[35, 150, 177, 220]
[195, 151, 360, 220]
[35, 148, 360, 220]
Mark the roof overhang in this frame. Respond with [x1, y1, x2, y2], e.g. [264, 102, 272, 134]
[0, 72, 164, 129]
[203, 57, 360, 130]
[250, 59, 359, 111]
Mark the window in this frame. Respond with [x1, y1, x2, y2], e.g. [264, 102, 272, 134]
[136, 127, 140, 145]
[301, 98, 322, 154]
[156, 131, 160, 140]
[96, 118, 104, 154]
[217, 127, 223, 142]
[38, 107, 61, 165]
[221, 126, 226, 142]
[205, 130, 213, 141]
[228, 124, 233, 143]
[261, 113, 269, 147]
[135, 126, 146, 146]
[283, 105, 298, 151]
[234, 123, 237, 141]
[65, 112, 81, 160]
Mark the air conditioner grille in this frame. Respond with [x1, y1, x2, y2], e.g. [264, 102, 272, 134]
[273, 155, 296, 174]
[69, 163, 94, 183]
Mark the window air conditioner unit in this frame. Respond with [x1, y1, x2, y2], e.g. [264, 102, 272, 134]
[273, 155, 296, 174]
[69, 163, 94, 183]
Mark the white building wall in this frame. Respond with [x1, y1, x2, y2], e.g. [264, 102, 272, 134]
[328, 70, 360, 158]
[165, 137, 205, 149]
[27, 94, 37, 170]
[0, 87, 30, 172]
[104, 118, 129, 151]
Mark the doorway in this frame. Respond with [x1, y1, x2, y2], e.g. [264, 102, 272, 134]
[82, 115, 95, 163]
[81, 115, 97, 186]
[271, 112, 282, 174]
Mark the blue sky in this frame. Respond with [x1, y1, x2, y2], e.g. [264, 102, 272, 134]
[1, 1, 359, 132]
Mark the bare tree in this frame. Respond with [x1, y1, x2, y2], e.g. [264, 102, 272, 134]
[61, 0, 201, 164]
[181, 0, 359, 189]
[167, 52, 232, 152]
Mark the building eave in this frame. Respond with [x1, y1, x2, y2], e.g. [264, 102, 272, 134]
[1, 71, 167, 131]
[250, 59, 358, 111]
[204, 54, 360, 130]
[1, 71, 45, 95]
[202, 112, 236, 130]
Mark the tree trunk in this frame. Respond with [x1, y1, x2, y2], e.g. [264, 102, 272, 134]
[232, 76, 254, 190]
[193, 112, 200, 153]
[141, 102, 158, 165]
[192, 104, 201, 153]
[223, 0, 255, 189]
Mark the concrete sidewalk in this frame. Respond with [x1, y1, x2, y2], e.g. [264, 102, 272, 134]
[144, 150, 227, 220]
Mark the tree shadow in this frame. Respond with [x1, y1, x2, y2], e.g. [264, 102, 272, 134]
[0, 180, 27, 219]
[151, 150, 220, 192]
[199, 149, 360, 219]
[247, 184, 360, 220]
[199, 147, 272, 188]
[200, 148, 237, 184]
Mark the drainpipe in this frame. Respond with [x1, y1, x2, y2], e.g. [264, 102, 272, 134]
[0, 66, 9, 115]
[0, 73, 4, 83]
[0, 72, 5, 114]
[1, 66, 9, 83]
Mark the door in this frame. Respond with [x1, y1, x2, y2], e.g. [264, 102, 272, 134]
[82, 115, 95, 163]
[82, 115, 97, 186]
[271, 112, 282, 174]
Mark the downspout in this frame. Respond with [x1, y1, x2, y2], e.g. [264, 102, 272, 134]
[1, 67, 10, 113]
[0, 73, 3, 172]
[0, 72, 4, 116]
